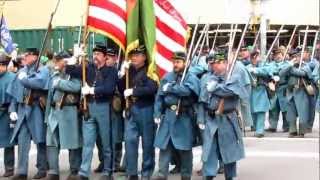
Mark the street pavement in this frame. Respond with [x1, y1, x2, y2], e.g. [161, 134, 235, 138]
[0, 113, 319, 180]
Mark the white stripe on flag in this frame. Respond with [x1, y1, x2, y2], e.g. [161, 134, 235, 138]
[89, 6, 126, 33]
[156, 53, 174, 72]
[154, 3, 187, 38]
[156, 29, 185, 52]
[109, 0, 126, 12]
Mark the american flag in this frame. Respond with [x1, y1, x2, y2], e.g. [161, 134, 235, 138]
[87, 0, 127, 50]
[154, 0, 188, 77]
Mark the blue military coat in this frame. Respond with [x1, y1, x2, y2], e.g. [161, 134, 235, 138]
[0, 72, 16, 147]
[45, 71, 82, 149]
[247, 62, 272, 113]
[198, 71, 245, 164]
[7, 64, 49, 144]
[154, 72, 200, 151]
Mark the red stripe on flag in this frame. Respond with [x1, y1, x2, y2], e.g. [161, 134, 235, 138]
[157, 66, 167, 77]
[156, 18, 186, 46]
[155, 0, 188, 29]
[156, 41, 174, 60]
[88, 16, 126, 46]
[89, 0, 127, 22]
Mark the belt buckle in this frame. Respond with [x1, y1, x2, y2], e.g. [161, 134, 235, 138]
[170, 105, 177, 111]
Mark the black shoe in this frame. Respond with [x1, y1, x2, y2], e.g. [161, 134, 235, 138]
[288, 132, 298, 138]
[282, 129, 289, 133]
[77, 175, 89, 180]
[196, 169, 202, 176]
[32, 171, 47, 179]
[265, 128, 276, 133]
[66, 174, 78, 180]
[11, 174, 28, 180]
[218, 166, 224, 174]
[141, 176, 151, 180]
[99, 175, 113, 180]
[46, 174, 59, 180]
[127, 175, 139, 180]
[114, 166, 126, 173]
[225, 178, 234, 180]
[204, 176, 214, 180]
[297, 133, 305, 138]
[169, 166, 180, 174]
[250, 126, 256, 132]
[94, 164, 104, 173]
[254, 133, 264, 138]
[3, 170, 14, 177]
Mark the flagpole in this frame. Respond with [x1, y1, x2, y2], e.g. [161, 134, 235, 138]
[81, 0, 90, 115]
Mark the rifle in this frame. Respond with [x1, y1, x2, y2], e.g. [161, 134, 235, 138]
[191, 23, 208, 60]
[24, 0, 61, 105]
[252, 28, 260, 50]
[265, 25, 284, 61]
[175, 18, 200, 115]
[209, 24, 221, 53]
[195, 24, 210, 64]
[311, 28, 320, 60]
[282, 25, 299, 61]
[216, 18, 251, 115]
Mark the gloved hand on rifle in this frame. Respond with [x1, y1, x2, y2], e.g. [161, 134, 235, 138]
[162, 81, 175, 92]
[154, 117, 161, 124]
[73, 44, 86, 58]
[124, 88, 133, 98]
[118, 61, 131, 78]
[18, 72, 27, 80]
[81, 83, 94, 95]
[206, 80, 218, 92]
[198, 123, 205, 130]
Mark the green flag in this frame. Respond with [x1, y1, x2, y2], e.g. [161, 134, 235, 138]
[126, 0, 158, 82]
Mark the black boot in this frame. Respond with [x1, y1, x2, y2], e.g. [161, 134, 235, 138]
[181, 176, 191, 180]
[127, 175, 139, 180]
[141, 176, 151, 180]
[100, 175, 113, 180]
[11, 174, 28, 180]
[288, 132, 298, 138]
[169, 166, 181, 174]
[94, 163, 104, 173]
[33, 171, 47, 179]
[46, 174, 59, 180]
[3, 169, 14, 177]
[204, 176, 214, 180]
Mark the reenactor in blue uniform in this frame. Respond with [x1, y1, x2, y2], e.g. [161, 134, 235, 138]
[266, 49, 290, 133]
[7, 48, 49, 180]
[118, 45, 158, 180]
[281, 49, 313, 138]
[95, 47, 125, 173]
[0, 53, 16, 178]
[302, 47, 319, 132]
[45, 51, 82, 180]
[246, 50, 273, 137]
[153, 52, 200, 180]
[65, 45, 118, 180]
[198, 51, 245, 180]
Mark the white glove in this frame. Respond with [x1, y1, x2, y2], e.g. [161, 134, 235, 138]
[124, 88, 133, 98]
[272, 75, 280, 82]
[9, 112, 18, 121]
[18, 72, 27, 80]
[10, 50, 18, 60]
[154, 118, 161, 124]
[81, 84, 94, 95]
[162, 82, 173, 92]
[206, 81, 218, 92]
[52, 78, 61, 88]
[73, 44, 86, 58]
[66, 56, 78, 65]
[118, 61, 131, 78]
[198, 123, 205, 130]
[248, 67, 256, 74]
